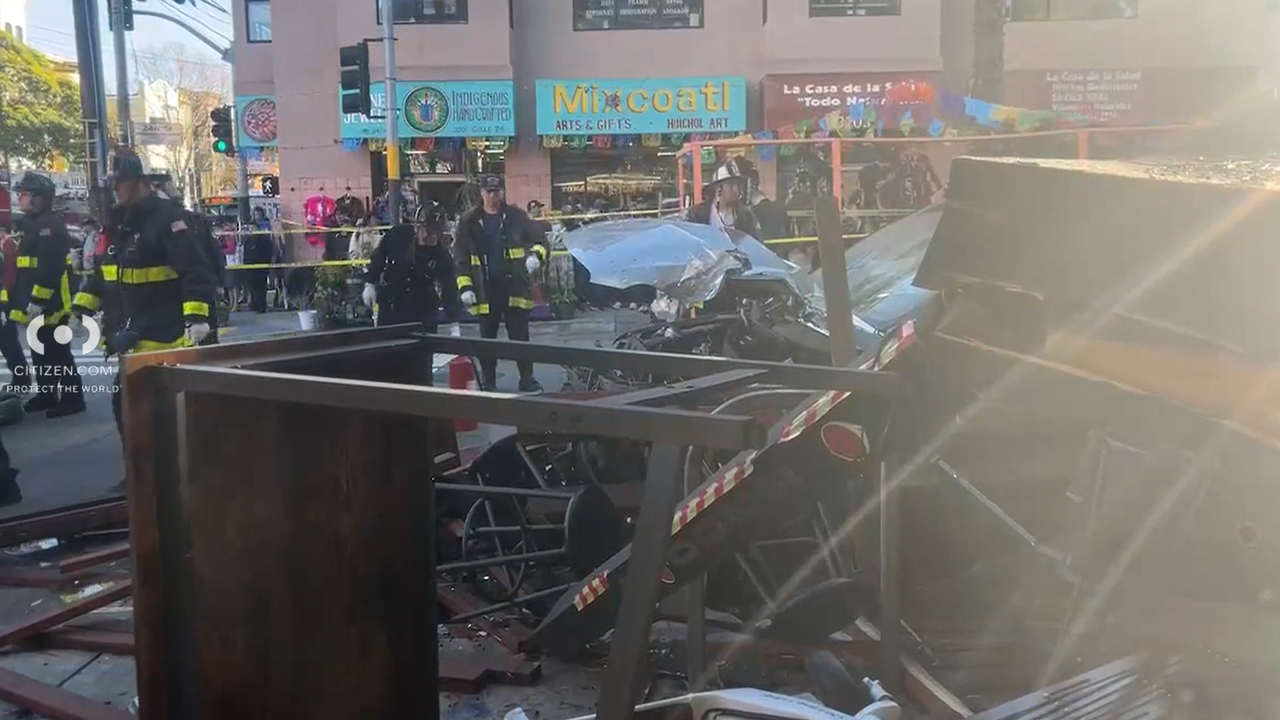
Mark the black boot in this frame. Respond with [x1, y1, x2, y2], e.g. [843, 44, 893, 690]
[47, 398, 87, 419]
[23, 394, 56, 413]
[0, 469, 21, 506]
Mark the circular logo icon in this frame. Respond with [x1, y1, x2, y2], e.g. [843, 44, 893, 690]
[403, 86, 449, 135]
[27, 315, 101, 356]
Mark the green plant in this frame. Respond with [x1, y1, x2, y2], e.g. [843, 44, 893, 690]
[305, 265, 352, 327]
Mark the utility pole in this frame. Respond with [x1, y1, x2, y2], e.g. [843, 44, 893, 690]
[110, 0, 132, 146]
[72, 0, 110, 221]
[229, 49, 250, 225]
[381, 0, 401, 221]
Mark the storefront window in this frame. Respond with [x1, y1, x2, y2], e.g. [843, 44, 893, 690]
[573, 0, 704, 31]
[378, 0, 469, 24]
[246, 0, 271, 42]
[809, 0, 902, 17]
[549, 147, 677, 217]
[1009, 0, 1137, 21]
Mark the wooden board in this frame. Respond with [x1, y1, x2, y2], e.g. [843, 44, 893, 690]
[136, 390, 438, 720]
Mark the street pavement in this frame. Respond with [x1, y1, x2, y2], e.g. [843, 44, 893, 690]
[0, 308, 646, 521]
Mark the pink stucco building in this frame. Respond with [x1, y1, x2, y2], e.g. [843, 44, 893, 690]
[231, 0, 1279, 228]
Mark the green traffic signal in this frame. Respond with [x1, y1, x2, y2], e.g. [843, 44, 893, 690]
[213, 138, 230, 154]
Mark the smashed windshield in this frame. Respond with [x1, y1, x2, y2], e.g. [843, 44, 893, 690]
[808, 202, 944, 317]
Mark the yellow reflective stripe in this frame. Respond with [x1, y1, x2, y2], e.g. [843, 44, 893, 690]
[183, 301, 210, 318]
[509, 296, 534, 310]
[135, 338, 191, 352]
[43, 310, 66, 325]
[471, 303, 490, 316]
[470, 255, 483, 267]
[16, 256, 35, 268]
[8, 311, 27, 323]
[73, 292, 100, 312]
[59, 273, 70, 314]
[532, 244, 548, 261]
[65, 255, 73, 266]
[505, 247, 526, 259]
[30, 285, 53, 300]
[457, 275, 474, 289]
[1, 289, 8, 303]
[101, 265, 119, 281]
[121, 266, 178, 284]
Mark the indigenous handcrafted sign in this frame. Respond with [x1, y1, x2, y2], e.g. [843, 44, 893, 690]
[762, 72, 940, 129]
[535, 77, 747, 135]
[340, 80, 516, 139]
[235, 95, 278, 148]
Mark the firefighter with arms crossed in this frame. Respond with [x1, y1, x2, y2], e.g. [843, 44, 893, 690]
[453, 175, 547, 393]
[362, 201, 461, 333]
[11, 172, 84, 418]
[72, 151, 217, 493]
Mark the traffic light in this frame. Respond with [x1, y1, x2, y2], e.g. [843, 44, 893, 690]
[339, 42, 371, 116]
[210, 105, 235, 157]
[107, 0, 135, 32]
[261, 176, 279, 198]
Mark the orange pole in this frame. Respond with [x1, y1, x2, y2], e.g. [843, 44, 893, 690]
[677, 160, 686, 207]
[830, 138, 843, 208]
[692, 143, 704, 205]
[1076, 130, 1089, 159]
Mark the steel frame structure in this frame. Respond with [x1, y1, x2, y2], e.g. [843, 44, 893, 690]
[120, 325, 897, 720]
[675, 124, 1207, 207]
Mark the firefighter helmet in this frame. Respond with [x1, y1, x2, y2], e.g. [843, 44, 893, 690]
[411, 201, 448, 229]
[13, 172, 56, 198]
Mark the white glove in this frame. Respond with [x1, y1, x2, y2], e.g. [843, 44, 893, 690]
[525, 255, 541, 274]
[447, 323, 461, 337]
[25, 303, 40, 320]
[461, 290, 477, 307]
[185, 322, 211, 345]
[362, 283, 377, 307]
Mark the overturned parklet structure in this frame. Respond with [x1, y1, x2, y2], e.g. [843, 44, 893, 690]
[117, 321, 941, 720]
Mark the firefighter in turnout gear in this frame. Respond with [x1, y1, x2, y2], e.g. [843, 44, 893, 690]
[453, 174, 548, 392]
[11, 172, 85, 418]
[74, 150, 217, 494]
[74, 205, 126, 352]
[362, 201, 461, 332]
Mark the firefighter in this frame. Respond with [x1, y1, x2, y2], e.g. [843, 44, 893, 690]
[453, 175, 547, 393]
[73, 151, 217, 493]
[687, 157, 763, 240]
[74, 205, 126, 356]
[362, 200, 461, 333]
[10, 172, 84, 418]
[0, 217, 29, 393]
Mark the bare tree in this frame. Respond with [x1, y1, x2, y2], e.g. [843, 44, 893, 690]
[134, 43, 236, 200]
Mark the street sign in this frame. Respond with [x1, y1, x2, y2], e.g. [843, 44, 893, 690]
[134, 121, 183, 146]
[260, 176, 279, 198]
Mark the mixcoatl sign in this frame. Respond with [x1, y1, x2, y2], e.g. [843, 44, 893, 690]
[535, 76, 747, 135]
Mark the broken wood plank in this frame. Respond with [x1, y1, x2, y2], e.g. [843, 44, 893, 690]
[29, 629, 135, 656]
[0, 664, 132, 720]
[0, 582, 132, 649]
[58, 543, 131, 574]
[0, 501, 128, 550]
[437, 583, 532, 654]
[0, 566, 118, 591]
[439, 652, 542, 694]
